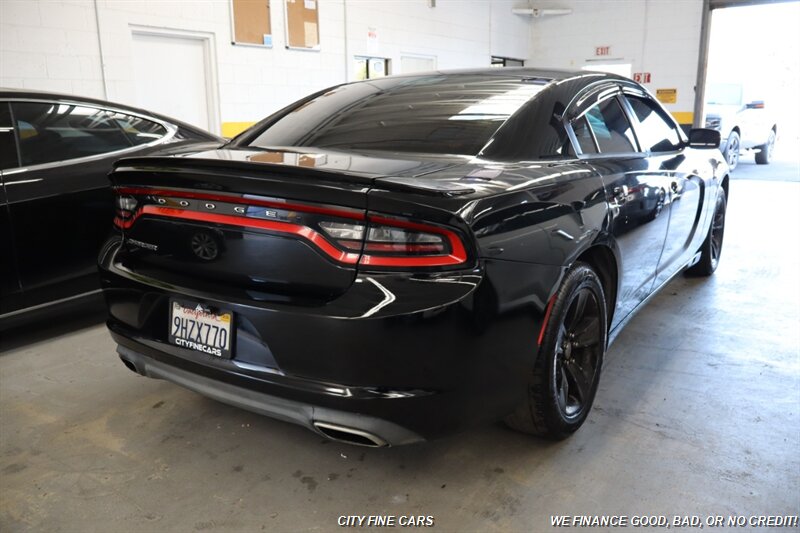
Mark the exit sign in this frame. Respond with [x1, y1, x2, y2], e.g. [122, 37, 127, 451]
[595, 46, 610, 56]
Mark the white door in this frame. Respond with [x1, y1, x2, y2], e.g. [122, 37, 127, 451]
[131, 32, 212, 131]
[400, 55, 436, 74]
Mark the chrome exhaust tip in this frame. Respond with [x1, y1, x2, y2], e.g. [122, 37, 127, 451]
[119, 356, 141, 375]
[313, 421, 388, 447]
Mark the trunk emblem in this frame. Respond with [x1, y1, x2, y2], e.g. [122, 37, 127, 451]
[190, 231, 220, 261]
[205, 203, 216, 210]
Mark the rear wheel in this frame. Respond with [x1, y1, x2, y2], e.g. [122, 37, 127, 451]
[505, 263, 607, 439]
[724, 131, 740, 171]
[686, 192, 726, 276]
[755, 130, 776, 165]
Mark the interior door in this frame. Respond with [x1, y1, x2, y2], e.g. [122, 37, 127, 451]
[131, 31, 212, 131]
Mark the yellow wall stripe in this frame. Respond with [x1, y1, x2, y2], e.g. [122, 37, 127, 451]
[221, 121, 257, 138]
[671, 111, 694, 125]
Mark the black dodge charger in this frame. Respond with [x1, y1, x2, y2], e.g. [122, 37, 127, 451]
[100, 69, 728, 446]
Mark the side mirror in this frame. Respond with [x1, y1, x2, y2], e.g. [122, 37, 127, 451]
[688, 128, 721, 149]
[745, 100, 765, 109]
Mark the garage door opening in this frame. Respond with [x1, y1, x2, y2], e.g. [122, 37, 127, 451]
[701, 1, 799, 179]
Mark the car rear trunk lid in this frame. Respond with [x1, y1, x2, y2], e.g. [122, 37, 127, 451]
[110, 153, 376, 300]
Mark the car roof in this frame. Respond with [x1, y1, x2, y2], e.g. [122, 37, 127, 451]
[382, 66, 605, 80]
[365, 67, 631, 87]
[0, 87, 222, 140]
[339, 67, 634, 107]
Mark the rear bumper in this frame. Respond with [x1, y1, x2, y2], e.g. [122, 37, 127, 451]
[116, 342, 422, 446]
[101, 243, 563, 443]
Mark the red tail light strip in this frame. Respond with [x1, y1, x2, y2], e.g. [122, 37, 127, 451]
[114, 187, 469, 268]
[114, 187, 365, 221]
[139, 206, 361, 264]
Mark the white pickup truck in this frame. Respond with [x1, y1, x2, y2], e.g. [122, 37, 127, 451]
[704, 83, 778, 171]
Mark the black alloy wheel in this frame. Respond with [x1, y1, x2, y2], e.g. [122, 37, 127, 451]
[554, 287, 603, 419]
[709, 195, 726, 269]
[686, 191, 726, 276]
[505, 263, 608, 439]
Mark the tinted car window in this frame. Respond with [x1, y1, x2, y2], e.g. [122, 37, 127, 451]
[0, 103, 19, 170]
[572, 115, 597, 154]
[625, 96, 682, 152]
[584, 98, 636, 153]
[247, 76, 550, 156]
[12, 102, 133, 166]
[110, 113, 168, 146]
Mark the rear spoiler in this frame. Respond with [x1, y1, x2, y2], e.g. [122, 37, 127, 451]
[112, 155, 375, 186]
[112, 156, 476, 197]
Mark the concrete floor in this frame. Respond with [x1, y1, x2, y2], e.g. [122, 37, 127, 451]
[2, 159, 799, 532]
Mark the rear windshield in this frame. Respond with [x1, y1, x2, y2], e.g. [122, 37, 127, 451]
[246, 75, 550, 156]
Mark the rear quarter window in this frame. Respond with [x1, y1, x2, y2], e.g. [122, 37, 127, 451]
[110, 113, 168, 146]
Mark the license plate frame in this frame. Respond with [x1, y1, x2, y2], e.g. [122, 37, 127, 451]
[168, 299, 234, 359]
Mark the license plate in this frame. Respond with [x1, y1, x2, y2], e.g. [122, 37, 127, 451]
[168, 299, 233, 358]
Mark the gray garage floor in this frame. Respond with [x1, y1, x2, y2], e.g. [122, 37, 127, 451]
[2, 158, 799, 532]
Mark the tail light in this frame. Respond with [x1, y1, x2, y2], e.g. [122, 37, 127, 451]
[114, 195, 138, 229]
[361, 216, 466, 267]
[319, 216, 467, 267]
[113, 187, 468, 269]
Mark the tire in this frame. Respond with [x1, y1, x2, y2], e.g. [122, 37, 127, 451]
[686, 192, 726, 277]
[505, 263, 608, 439]
[755, 129, 776, 165]
[724, 131, 740, 171]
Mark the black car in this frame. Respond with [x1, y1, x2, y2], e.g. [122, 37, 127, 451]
[100, 69, 728, 446]
[0, 90, 221, 327]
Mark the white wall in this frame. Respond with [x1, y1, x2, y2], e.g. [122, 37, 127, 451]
[526, 0, 703, 124]
[491, 0, 530, 61]
[0, 0, 532, 136]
